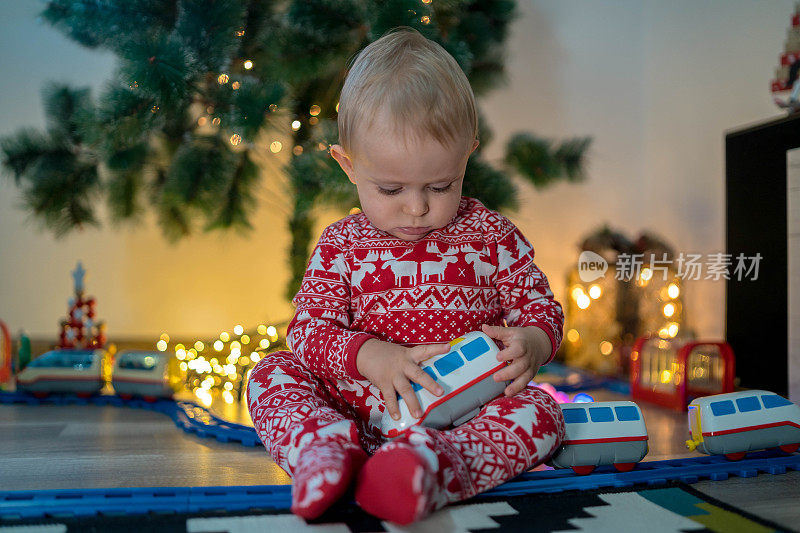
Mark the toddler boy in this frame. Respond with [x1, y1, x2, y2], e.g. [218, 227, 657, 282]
[248, 27, 566, 524]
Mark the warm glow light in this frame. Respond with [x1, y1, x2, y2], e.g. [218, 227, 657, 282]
[176, 349, 186, 360]
[224, 382, 233, 391]
[576, 294, 591, 310]
[588, 285, 602, 299]
[243, 60, 253, 69]
[250, 352, 260, 363]
[267, 326, 277, 337]
[160, 333, 170, 342]
[214, 340, 224, 352]
[230, 134, 241, 146]
[156, 340, 167, 351]
[309, 105, 321, 116]
[231, 341, 241, 351]
[567, 329, 580, 343]
[658, 328, 669, 339]
[668, 283, 680, 299]
[259, 338, 270, 349]
[194, 341, 205, 351]
[234, 325, 244, 335]
[269, 104, 278, 112]
[421, 15, 431, 24]
[175, 343, 185, 351]
[600, 341, 613, 355]
[291, 120, 301, 131]
[571, 286, 585, 301]
[660, 370, 673, 384]
[663, 303, 675, 318]
[180, 361, 188, 372]
[212, 117, 221, 126]
[197, 116, 207, 126]
[270, 141, 282, 153]
[220, 331, 230, 342]
[349, 207, 361, 215]
[257, 324, 267, 335]
[231, 81, 240, 90]
[217, 74, 229, 84]
[241, 334, 250, 344]
[309, 116, 319, 126]
[640, 268, 653, 281]
[668, 323, 680, 337]
[223, 390, 234, 404]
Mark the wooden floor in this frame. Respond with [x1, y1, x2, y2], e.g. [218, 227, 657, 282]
[1, 387, 798, 531]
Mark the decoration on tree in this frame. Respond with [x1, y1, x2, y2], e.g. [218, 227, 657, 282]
[57, 262, 106, 350]
[562, 226, 689, 376]
[771, 3, 800, 112]
[0, 0, 591, 301]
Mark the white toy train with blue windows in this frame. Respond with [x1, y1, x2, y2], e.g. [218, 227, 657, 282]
[685, 390, 800, 459]
[380, 331, 509, 439]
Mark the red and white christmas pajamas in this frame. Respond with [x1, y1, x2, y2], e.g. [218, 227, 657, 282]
[248, 197, 566, 520]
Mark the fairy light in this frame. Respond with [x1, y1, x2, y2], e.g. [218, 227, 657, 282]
[421, 15, 430, 24]
[270, 141, 282, 153]
[309, 105, 321, 116]
[588, 285, 602, 299]
[257, 324, 267, 335]
[309, 117, 319, 125]
[160, 333, 170, 342]
[198, 117, 207, 126]
[220, 331, 230, 342]
[243, 60, 253, 70]
[231, 81, 240, 90]
[194, 341, 204, 352]
[218, 74, 229, 84]
[663, 303, 675, 318]
[291, 120, 301, 131]
[576, 294, 591, 310]
[293, 145, 304, 156]
[259, 338, 270, 349]
[212, 117, 221, 126]
[156, 340, 167, 351]
[668, 283, 680, 299]
[213, 340, 223, 351]
[241, 334, 250, 344]
[230, 134, 241, 146]
[234, 324, 244, 335]
[567, 329, 580, 343]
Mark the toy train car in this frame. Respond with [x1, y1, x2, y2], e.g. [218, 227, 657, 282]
[111, 350, 184, 400]
[15, 349, 105, 397]
[380, 331, 509, 439]
[686, 390, 800, 459]
[549, 401, 649, 475]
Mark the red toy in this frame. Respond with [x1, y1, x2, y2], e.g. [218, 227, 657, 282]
[0, 320, 11, 384]
[630, 335, 735, 411]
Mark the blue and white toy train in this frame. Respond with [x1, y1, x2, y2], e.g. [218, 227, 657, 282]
[686, 390, 800, 459]
[380, 331, 509, 439]
[549, 401, 649, 474]
[15, 349, 183, 400]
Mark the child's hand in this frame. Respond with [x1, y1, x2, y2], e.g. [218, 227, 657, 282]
[481, 324, 552, 396]
[356, 339, 450, 421]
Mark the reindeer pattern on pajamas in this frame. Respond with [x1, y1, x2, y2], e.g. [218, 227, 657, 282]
[248, 196, 566, 506]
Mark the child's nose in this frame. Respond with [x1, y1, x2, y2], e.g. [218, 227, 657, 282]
[404, 194, 429, 217]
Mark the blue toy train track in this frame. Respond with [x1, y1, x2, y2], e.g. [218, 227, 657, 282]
[0, 449, 797, 519]
[2, 387, 798, 519]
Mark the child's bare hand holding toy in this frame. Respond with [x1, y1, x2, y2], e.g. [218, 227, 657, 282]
[481, 324, 552, 396]
[356, 339, 450, 421]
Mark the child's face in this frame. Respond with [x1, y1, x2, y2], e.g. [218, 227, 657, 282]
[330, 122, 479, 242]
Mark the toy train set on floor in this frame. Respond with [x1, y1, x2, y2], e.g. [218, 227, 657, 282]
[1, 330, 799, 520]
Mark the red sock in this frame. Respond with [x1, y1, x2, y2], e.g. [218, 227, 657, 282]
[355, 427, 471, 525]
[291, 437, 368, 520]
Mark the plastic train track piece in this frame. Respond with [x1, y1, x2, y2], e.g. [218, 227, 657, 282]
[1, 450, 797, 519]
[0, 391, 260, 447]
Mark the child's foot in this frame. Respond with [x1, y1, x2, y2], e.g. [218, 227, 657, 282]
[355, 427, 472, 524]
[291, 437, 368, 520]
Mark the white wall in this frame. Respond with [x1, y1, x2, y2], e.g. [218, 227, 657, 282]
[0, 1, 794, 340]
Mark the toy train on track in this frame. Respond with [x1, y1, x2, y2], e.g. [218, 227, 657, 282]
[14, 349, 183, 401]
[11, 335, 800, 475]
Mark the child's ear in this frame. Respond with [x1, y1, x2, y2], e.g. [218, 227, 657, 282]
[470, 139, 480, 154]
[329, 144, 358, 184]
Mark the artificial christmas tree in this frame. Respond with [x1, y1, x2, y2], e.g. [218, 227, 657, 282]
[1, 0, 590, 299]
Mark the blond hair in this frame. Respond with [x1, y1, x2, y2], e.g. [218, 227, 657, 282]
[337, 27, 478, 160]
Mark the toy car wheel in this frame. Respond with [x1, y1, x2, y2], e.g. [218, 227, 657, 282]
[571, 465, 596, 475]
[724, 452, 746, 461]
[613, 462, 637, 472]
[779, 443, 799, 454]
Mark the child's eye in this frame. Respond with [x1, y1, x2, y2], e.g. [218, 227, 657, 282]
[430, 183, 453, 193]
[378, 187, 402, 195]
